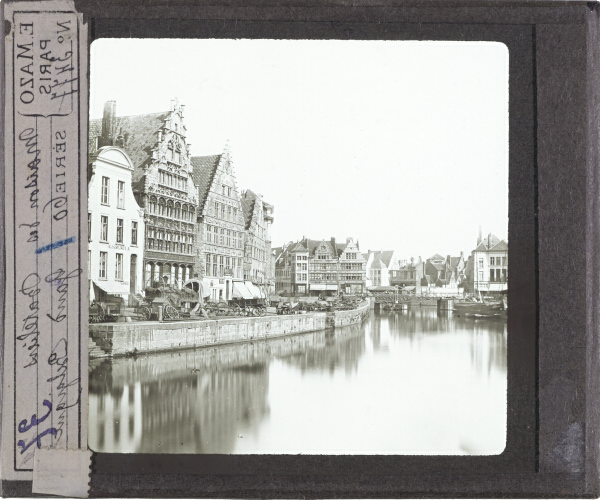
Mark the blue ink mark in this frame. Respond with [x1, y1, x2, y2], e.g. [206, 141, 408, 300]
[17, 428, 58, 454]
[35, 236, 75, 254]
[18, 399, 52, 433]
[17, 400, 57, 454]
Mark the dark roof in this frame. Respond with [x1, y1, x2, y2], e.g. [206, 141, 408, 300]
[89, 111, 170, 183]
[475, 234, 507, 252]
[370, 258, 383, 270]
[241, 197, 255, 230]
[370, 250, 394, 268]
[89, 118, 102, 154]
[491, 240, 508, 251]
[191, 155, 221, 211]
[429, 253, 445, 262]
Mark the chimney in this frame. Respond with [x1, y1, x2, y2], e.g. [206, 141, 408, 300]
[101, 100, 116, 147]
[477, 225, 482, 246]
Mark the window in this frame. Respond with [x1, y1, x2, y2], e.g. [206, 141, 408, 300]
[117, 181, 125, 208]
[490, 269, 495, 282]
[175, 204, 181, 219]
[88, 250, 91, 276]
[166, 203, 173, 218]
[131, 221, 138, 245]
[99, 252, 107, 279]
[233, 208, 237, 221]
[116, 219, 123, 243]
[502, 256, 507, 266]
[222, 185, 226, 195]
[115, 254, 123, 280]
[101, 177, 109, 205]
[220, 204, 225, 219]
[490, 257, 495, 265]
[226, 230, 231, 247]
[206, 225, 212, 243]
[182, 206, 188, 221]
[220, 229, 224, 245]
[227, 186, 231, 197]
[174, 148, 180, 164]
[478, 258, 484, 268]
[100, 216, 108, 241]
[502, 269, 507, 281]
[88, 213, 92, 241]
[149, 197, 156, 213]
[219, 256, 224, 277]
[478, 270, 483, 282]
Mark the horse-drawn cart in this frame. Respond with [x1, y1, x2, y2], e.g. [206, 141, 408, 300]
[136, 296, 180, 320]
[89, 297, 123, 323]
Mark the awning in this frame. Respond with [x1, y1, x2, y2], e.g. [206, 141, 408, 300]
[233, 282, 253, 300]
[310, 284, 338, 291]
[245, 282, 263, 298]
[403, 286, 416, 292]
[93, 280, 128, 295]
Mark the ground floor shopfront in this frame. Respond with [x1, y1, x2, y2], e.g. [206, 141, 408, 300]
[144, 260, 195, 290]
[290, 281, 365, 296]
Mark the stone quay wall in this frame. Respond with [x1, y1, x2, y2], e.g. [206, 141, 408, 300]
[90, 300, 371, 358]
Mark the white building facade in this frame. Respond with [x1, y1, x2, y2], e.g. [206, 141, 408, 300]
[88, 147, 145, 302]
[472, 234, 508, 294]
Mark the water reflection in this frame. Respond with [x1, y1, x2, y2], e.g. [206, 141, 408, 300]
[89, 308, 506, 455]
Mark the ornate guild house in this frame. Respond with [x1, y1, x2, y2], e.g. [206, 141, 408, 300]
[90, 100, 199, 290]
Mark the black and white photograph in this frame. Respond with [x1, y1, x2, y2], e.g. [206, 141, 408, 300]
[87, 38, 508, 456]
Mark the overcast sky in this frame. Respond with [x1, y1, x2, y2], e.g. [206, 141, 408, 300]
[91, 39, 508, 260]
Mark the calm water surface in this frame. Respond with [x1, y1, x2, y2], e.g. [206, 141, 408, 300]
[89, 308, 506, 455]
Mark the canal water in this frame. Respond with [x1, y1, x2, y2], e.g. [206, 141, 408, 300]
[89, 308, 507, 455]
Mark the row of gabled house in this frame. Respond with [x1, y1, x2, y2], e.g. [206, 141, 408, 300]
[273, 237, 367, 296]
[88, 99, 274, 304]
[381, 230, 507, 295]
[272, 229, 507, 297]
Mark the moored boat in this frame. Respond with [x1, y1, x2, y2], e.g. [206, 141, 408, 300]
[453, 299, 505, 318]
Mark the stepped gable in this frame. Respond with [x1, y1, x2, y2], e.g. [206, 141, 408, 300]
[89, 111, 170, 183]
[191, 155, 221, 211]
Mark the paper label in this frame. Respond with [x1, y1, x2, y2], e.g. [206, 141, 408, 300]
[1, 0, 90, 491]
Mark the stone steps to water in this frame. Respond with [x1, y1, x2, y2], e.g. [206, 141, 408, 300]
[88, 336, 110, 359]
